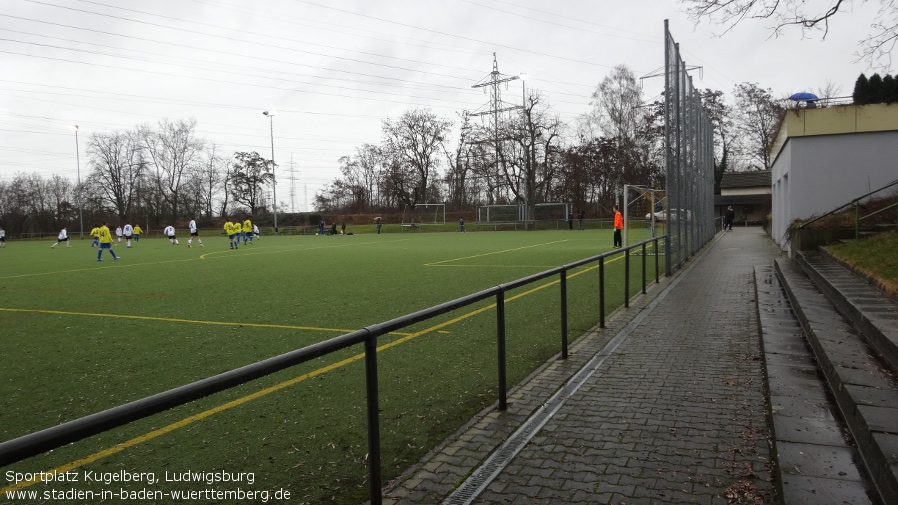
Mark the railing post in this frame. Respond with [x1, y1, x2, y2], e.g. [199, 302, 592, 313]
[364, 334, 382, 505]
[654, 237, 660, 283]
[641, 243, 647, 294]
[599, 256, 605, 328]
[496, 288, 508, 411]
[560, 269, 569, 360]
[624, 248, 630, 308]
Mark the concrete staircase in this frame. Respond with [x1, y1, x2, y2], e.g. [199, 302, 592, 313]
[770, 250, 898, 504]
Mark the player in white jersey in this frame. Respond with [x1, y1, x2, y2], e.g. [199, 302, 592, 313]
[122, 223, 134, 248]
[163, 225, 179, 245]
[51, 227, 70, 248]
[187, 219, 203, 248]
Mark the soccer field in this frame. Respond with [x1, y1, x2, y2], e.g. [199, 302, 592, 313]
[0, 230, 657, 504]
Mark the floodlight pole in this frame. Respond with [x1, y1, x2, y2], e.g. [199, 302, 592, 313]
[520, 73, 529, 229]
[263, 111, 278, 235]
[74, 125, 84, 239]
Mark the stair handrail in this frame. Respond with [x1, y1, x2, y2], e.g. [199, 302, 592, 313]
[797, 178, 898, 231]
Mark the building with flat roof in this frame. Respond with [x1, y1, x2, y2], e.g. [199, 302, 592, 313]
[715, 170, 771, 226]
[770, 103, 898, 254]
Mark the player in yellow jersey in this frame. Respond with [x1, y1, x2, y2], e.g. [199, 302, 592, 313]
[224, 219, 237, 249]
[96, 222, 119, 261]
[89, 225, 101, 247]
[243, 218, 253, 245]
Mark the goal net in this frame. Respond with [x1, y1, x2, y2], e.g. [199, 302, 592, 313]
[405, 203, 446, 225]
[477, 204, 522, 223]
[532, 203, 571, 221]
[623, 185, 666, 249]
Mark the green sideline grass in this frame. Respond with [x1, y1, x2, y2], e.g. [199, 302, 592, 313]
[0, 229, 659, 504]
[824, 230, 898, 293]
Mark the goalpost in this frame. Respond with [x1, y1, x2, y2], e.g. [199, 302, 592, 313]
[623, 184, 666, 251]
[532, 202, 571, 221]
[477, 204, 522, 223]
[404, 203, 446, 225]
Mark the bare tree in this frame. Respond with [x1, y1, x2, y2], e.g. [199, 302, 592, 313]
[580, 65, 644, 142]
[732, 82, 786, 170]
[506, 89, 564, 214]
[87, 130, 144, 221]
[681, 0, 898, 68]
[139, 118, 205, 221]
[199, 143, 228, 222]
[814, 79, 845, 107]
[381, 109, 452, 206]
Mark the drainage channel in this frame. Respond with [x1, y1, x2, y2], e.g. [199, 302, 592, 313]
[443, 241, 713, 505]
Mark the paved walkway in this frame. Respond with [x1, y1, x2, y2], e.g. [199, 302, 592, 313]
[384, 227, 783, 504]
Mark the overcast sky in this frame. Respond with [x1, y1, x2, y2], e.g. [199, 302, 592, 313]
[1, 0, 881, 211]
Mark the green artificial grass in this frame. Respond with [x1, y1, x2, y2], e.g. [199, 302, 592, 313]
[0, 229, 659, 504]
[825, 230, 898, 293]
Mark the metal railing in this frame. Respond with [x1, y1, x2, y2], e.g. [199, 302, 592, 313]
[797, 178, 898, 238]
[0, 236, 665, 504]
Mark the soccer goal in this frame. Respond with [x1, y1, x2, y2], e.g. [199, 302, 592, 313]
[403, 203, 446, 225]
[477, 204, 522, 223]
[623, 185, 666, 249]
[532, 202, 571, 221]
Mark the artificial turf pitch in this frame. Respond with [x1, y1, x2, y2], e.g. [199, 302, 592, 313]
[0, 229, 658, 504]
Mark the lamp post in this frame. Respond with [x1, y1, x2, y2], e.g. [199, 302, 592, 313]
[519, 73, 530, 228]
[74, 125, 84, 239]
[262, 110, 278, 234]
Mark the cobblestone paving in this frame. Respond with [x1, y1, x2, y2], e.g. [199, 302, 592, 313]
[385, 228, 782, 505]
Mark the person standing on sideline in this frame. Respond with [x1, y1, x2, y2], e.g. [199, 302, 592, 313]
[578, 209, 585, 230]
[133, 224, 143, 242]
[243, 217, 253, 245]
[613, 205, 623, 248]
[458, 217, 466, 233]
[341, 222, 346, 235]
[568, 211, 574, 230]
[123, 222, 134, 248]
[163, 225, 179, 245]
[187, 218, 203, 248]
[90, 225, 100, 247]
[96, 222, 119, 261]
[724, 206, 735, 231]
[51, 227, 70, 248]
[115, 225, 123, 243]
[375, 217, 382, 234]
[0, 227, 5, 248]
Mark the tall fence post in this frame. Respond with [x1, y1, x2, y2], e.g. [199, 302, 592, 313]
[599, 256, 605, 328]
[641, 243, 647, 294]
[496, 288, 508, 411]
[560, 269, 569, 360]
[655, 237, 660, 284]
[364, 334, 382, 505]
[624, 249, 630, 308]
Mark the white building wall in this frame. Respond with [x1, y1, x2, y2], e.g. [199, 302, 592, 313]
[771, 130, 898, 252]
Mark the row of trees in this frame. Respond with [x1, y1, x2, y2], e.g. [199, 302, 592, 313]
[314, 66, 788, 217]
[0, 119, 275, 236]
[853, 73, 898, 105]
[1, 67, 790, 236]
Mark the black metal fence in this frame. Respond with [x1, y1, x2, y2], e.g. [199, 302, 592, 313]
[0, 236, 665, 504]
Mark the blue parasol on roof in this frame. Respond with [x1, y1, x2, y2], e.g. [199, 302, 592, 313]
[789, 92, 819, 101]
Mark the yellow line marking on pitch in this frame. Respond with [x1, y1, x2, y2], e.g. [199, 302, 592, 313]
[0, 307, 411, 336]
[1, 249, 638, 492]
[425, 240, 570, 266]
